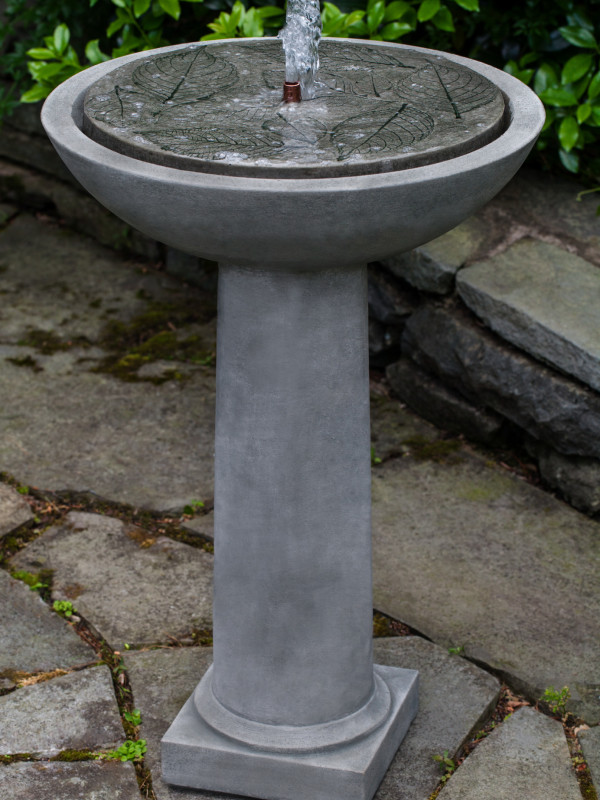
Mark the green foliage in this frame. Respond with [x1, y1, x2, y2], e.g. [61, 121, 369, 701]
[432, 750, 456, 783]
[104, 739, 147, 761]
[123, 708, 142, 726]
[183, 499, 205, 515]
[540, 685, 571, 716]
[447, 645, 464, 655]
[53, 599, 74, 617]
[11, 569, 48, 591]
[370, 446, 382, 466]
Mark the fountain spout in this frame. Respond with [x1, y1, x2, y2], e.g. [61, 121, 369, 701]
[279, 0, 322, 100]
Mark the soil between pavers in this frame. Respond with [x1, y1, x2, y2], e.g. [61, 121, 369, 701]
[123, 637, 500, 800]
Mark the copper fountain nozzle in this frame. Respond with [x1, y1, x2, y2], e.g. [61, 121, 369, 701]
[283, 81, 301, 103]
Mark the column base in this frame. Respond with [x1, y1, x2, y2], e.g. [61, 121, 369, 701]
[161, 664, 418, 800]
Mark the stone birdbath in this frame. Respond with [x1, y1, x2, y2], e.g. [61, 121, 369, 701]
[41, 34, 544, 800]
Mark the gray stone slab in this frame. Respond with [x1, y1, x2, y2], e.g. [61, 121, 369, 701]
[0, 482, 33, 537]
[579, 725, 600, 789]
[0, 214, 217, 510]
[0, 569, 95, 676]
[383, 216, 488, 294]
[402, 304, 600, 459]
[124, 637, 499, 800]
[11, 512, 213, 649]
[181, 513, 214, 542]
[0, 202, 17, 225]
[439, 706, 581, 800]
[526, 439, 600, 516]
[0, 760, 140, 800]
[0, 666, 122, 756]
[386, 358, 504, 444]
[457, 239, 600, 392]
[372, 451, 600, 723]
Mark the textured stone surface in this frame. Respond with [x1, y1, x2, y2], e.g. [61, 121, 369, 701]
[372, 451, 600, 723]
[402, 304, 600, 459]
[84, 41, 505, 178]
[0, 214, 217, 510]
[579, 725, 600, 789]
[125, 637, 499, 800]
[12, 512, 213, 649]
[181, 512, 214, 542]
[458, 239, 600, 391]
[0, 760, 140, 800]
[370, 393, 444, 461]
[0, 202, 17, 225]
[527, 440, 600, 515]
[0, 159, 158, 258]
[386, 358, 504, 444]
[0, 666, 123, 756]
[0, 482, 33, 537]
[439, 707, 581, 800]
[383, 216, 488, 294]
[0, 569, 95, 676]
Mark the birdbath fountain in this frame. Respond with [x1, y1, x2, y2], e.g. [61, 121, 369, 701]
[42, 17, 544, 800]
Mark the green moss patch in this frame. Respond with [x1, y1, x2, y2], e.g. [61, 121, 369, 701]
[402, 435, 463, 463]
[5, 355, 42, 372]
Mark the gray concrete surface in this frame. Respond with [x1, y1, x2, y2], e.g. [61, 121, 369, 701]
[438, 707, 581, 800]
[0, 483, 33, 537]
[0, 761, 141, 800]
[580, 726, 600, 789]
[0, 666, 123, 756]
[11, 512, 213, 649]
[0, 569, 95, 676]
[457, 239, 600, 391]
[372, 451, 600, 724]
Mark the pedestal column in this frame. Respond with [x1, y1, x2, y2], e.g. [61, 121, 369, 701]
[162, 263, 418, 800]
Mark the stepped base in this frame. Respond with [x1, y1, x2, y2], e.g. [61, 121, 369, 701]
[161, 664, 418, 800]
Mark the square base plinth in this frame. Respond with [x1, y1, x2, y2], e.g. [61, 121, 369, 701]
[161, 664, 419, 800]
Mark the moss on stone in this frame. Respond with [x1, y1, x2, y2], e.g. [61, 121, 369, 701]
[403, 435, 462, 463]
[51, 749, 98, 762]
[5, 355, 42, 372]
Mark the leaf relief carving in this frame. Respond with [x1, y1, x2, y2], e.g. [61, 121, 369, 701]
[395, 62, 497, 118]
[332, 102, 434, 161]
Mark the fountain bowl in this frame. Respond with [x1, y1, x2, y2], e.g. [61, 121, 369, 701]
[42, 37, 544, 271]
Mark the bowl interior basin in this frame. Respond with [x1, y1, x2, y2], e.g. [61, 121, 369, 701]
[42, 38, 545, 270]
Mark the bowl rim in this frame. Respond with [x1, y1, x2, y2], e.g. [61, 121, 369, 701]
[42, 36, 546, 194]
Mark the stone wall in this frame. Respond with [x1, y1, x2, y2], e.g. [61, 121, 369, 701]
[2, 101, 599, 516]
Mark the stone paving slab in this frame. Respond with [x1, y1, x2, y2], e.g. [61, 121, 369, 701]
[383, 216, 488, 294]
[124, 637, 500, 800]
[0, 201, 17, 225]
[0, 482, 33, 537]
[579, 725, 600, 789]
[371, 451, 600, 723]
[0, 666, 122, 756]
[457, 239, 600, 392]
[0, 569, 95, 678]
[11, 512, 213, 649]
[0, 760, 140, 800]
[0, 214, 217, 511]
[438, 706, 581, 800]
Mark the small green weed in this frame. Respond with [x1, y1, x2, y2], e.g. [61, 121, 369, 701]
[123, 708, 142, 726]
[540, 685, 571, 716]
[432, 750, 456, 784]
[183, 500, 205, 515]
[11, 570, 47, 592]
[370, 446, 382, 466]
[53, 600, 74, 618]
[104, 739, 147, 762]
[448, 645, 464, 655]
[16, 485, 29, 494]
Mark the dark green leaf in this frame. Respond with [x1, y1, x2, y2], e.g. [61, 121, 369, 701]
[159, 0, 181, 19]
[559, 148, 579, 172]
[562, 53, 593, 84]
[577, 103, 591, 123]
[86, 39, 110, 64]
[588, 71, 600, 100]
[418, 0, 440, 22]
[53, 24, 70, 56]
[26, 48, 56, 60]
[431, 5, 454, 31]
[383, 1, 410, 21]
[134, 0, 152, 16]
[381, 21, 413, 39]
[452, 0, 478, 10]
[534, 63, 558, 94]
[558, 115, 579, 151]
[559, 26, 597, 49]
[538, 86, 578, 107]
[107, 16, 127, 36]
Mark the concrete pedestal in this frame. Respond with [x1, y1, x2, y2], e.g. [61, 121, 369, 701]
[161, 264, 418, 799]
